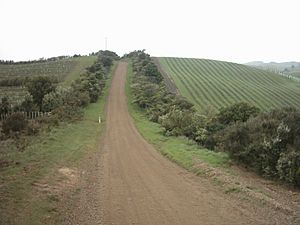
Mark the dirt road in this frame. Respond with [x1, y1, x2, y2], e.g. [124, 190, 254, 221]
[67, 62, 297, 225]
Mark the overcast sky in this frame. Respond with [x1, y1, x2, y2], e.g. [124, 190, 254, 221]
[0, 0, 299, 63]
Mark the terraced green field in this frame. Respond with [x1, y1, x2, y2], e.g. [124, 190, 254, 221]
[0, 56, 96, 104]
[158, 57, 300, 112]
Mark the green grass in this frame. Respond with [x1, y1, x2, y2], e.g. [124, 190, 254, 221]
[63, 56, 96, 85]
[224, 186, 242, 194]
[158, 57, 300, 113]
[0, 63, 115, 225]
[126, 62, 229, 173]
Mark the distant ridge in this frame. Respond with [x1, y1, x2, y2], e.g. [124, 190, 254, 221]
[245, 61, 300, 78]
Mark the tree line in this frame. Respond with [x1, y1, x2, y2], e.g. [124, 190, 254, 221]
[0, 76, 60, 87]
[0, 55, 79, 65]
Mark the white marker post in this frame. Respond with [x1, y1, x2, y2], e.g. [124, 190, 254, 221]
[99, 115, 101, 124]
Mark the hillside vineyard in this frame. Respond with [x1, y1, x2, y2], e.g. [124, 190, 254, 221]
[158, 57, 300, 112]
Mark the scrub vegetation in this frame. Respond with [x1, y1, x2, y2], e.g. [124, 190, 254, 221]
[0, 51, 118, 224]
[127, 51, 300, 186]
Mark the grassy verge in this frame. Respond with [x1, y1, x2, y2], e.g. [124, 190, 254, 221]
[0, 63, 116, 225]
[125, 62, 229, 173]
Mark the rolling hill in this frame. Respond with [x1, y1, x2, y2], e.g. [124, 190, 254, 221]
[157, 57, 300, 112]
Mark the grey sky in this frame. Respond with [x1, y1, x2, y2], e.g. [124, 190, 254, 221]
[0, 0, 299, 63]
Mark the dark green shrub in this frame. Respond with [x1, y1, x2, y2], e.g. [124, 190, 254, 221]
[159, 108, 198, 138]
[20, 94, 39, 112]
[74, 91, 90, 107]
[98, 50, 119, 60]
[42, 90, 64, 112]
[2, 113, 28, 135]
[142, 62, 162, 83]
[0, 96, 10, 114]
[87, 62, 103, 73]
[26, 76, 56, 110]
[220, 123, 250, 161]
[218, 107, 300, 185]
[52, 105, 83, 122]
[277, 150, 300, 186]
[98, 55, 113, 68]
[26, 120, 41, 135]
[216, 102, 260, 126]
[36, 115, 59, 128]
[72, 73, 101, 103]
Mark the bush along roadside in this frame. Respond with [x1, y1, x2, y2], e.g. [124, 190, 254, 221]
[126, 50, 300, 187]
[0, 50, 119, 144]
[0, 52, 118, 225]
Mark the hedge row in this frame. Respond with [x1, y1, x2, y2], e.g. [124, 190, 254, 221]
[127, 50, 300, 187]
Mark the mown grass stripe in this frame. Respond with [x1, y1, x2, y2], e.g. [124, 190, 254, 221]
[187, 58, 234, 108]
[194, 59, 262, 109]
[199, 59, 261, 108]
[210, 60, 272, 109]
[164, 58, 204, 108]
[170, 58, 208, 108]
[231, 64, 293, 109]
[175, 58, 221, 108]
[177, 59, 212, 107]
[235, 64, 300, 108]
[158, 57, 300, 112]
